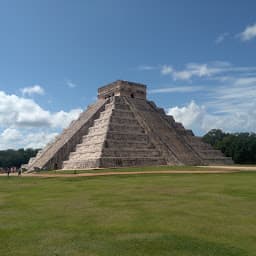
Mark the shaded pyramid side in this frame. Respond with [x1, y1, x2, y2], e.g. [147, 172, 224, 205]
[125, 97, 203, 165]
[150, 104, 233, 165]
[25, 99, 107, 172]
[129, 98, 233, 165]
[63, 96, 167, 169]
[183, 134, 233, 165]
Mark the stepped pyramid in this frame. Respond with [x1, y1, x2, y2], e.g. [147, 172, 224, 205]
[24, 80, 233, 172]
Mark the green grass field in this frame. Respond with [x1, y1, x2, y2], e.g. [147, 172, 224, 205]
[1, 173, 256, 256]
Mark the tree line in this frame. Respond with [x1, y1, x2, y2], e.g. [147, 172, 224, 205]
[202, 129, 256, 164]
[0, 148, 39, 169]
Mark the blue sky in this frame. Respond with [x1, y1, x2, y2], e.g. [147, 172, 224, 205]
[0, 0, 256, 149]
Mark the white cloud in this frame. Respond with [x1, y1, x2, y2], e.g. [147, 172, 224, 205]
[153, 61, 256, 134]
[161, 65, 173, 75]
[0, 91, 49, 127]
[160, 61, 256, 81]
[215, 32, 229, 44]
[51, 109, 83, 128]
[0, 91, 82, 149]
[21, 85, 44, 96]
[149, 86, 204, 94]
[24, 131, 58, 149]
[0, 128, 22, 143]
[207, 82, 256, 116]
[141, 61, 256, 81]
[161, 61, 233, 81]
[138, 65, 158, 71]
[167, 100, 256, 134]
[139, 60, 256, 133]
[217, 85, 256, 99]
[173, 70, 192, 80]
[67, 80, 77, 88]
[0, 91, 82, 129]
[239, 23, 256, 41]
[167, 78, 256, 134]
[0, 90, 83, 149]
[167, 101, 206, 130]
[0, 128, 58, 150]
[174, 63, 213, 80]
[0, 128, 22, 149]
[234, 77, 256, 86]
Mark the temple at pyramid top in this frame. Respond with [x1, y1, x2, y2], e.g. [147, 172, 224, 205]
[98, 80, 147, 100]
[23, 80, 233, 172]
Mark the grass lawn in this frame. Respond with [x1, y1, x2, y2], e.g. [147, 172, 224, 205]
[0, 173, 256, 255]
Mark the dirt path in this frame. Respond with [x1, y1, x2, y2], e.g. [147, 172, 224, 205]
[199, 165, 256, 171]
[0, 169, 249, 178]
[1, 165, 255, 178]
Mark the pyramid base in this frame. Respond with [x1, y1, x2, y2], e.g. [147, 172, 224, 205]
[62, 157, 167, 170]
[202, 157, 234, 165]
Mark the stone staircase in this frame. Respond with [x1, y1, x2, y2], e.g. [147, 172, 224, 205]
[25, 99, 107, 172]
[63, 97, 166, 169]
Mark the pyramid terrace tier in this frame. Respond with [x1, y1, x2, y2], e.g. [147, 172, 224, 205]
[99, 109, 135, 119]
[76, 140, 155, 150]
[82, 131, 148, 142]
[69, 148, 162, 159]
[63, 157, 166, 170]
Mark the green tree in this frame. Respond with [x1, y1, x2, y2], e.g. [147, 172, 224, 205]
[0, 148, 40, 168]
[203, 130, 256, 164]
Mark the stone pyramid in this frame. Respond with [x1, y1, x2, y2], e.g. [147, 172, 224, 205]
[25, 80, 233, 172]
